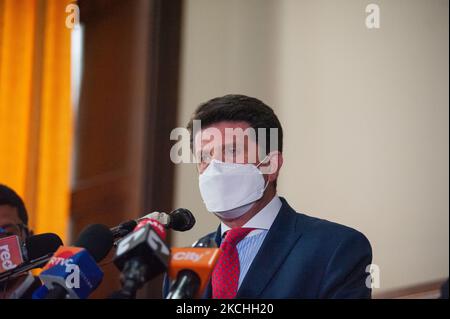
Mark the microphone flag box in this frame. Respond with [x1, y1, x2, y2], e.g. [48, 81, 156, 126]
[40, 246, 103, 299]
[114, 223, 170, 273]
[0, 235, 24, 273]
[168, 247, 221, 295]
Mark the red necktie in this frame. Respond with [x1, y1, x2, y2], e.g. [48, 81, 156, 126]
[212, 227, 255, 299]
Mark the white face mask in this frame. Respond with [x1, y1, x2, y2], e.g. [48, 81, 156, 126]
[198, 158, 269, 219]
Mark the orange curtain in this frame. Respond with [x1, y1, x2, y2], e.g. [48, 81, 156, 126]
[0, 0, 73, 243]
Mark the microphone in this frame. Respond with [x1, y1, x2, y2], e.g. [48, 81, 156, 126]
[75, 224, 114, 262]
[111, 208, 196, 240]
[0, 235, 23, 274]
[153, 208, 196, 232]
[0, 233, 63, 282]
[111, 219, 170, 299]
[24, 233, 64, 263]
[166, 240, 221, 299]
[38, 224, 114, 299]
[110, 220, 138, 240]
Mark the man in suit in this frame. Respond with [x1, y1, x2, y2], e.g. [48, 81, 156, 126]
[166, 94, 372, 299]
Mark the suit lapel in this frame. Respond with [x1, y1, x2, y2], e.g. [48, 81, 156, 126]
[236, 198, 303, 298]
[202, 198, 303, 299]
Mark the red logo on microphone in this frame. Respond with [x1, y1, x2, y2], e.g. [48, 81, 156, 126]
[135, 218, 167, 240]
[0, 235, 24, 273]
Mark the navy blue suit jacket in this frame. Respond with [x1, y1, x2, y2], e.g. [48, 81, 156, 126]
[164, 197, 372, 299]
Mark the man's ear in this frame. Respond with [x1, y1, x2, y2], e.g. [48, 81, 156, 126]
[261, 151, 283, 180]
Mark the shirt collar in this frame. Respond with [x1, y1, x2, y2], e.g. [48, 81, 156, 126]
[220, 195, 282, 237]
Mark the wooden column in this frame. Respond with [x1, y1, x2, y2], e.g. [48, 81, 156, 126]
[72, 0, 181, 298]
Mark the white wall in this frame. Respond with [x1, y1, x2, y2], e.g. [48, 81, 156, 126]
[173, 0, 449, 294]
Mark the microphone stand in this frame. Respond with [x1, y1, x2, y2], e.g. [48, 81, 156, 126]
[108, 257, 149, 299]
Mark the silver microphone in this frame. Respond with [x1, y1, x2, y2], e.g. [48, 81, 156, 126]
[112, 208, 196, 240]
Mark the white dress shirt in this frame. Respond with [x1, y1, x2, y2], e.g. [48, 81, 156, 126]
[220, 195, 282, 287]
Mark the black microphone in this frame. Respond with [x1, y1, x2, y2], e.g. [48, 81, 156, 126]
[166, 208, 196, 232]
[110, 220, 138, 240]
[110, 219, 170, 299]
[24, 233, 64, 262]
[110, 208, 196, 240]
[75, 224, 114, 262]
[0, 233, 63, 283]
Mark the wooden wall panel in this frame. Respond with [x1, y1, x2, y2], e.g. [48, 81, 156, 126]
[72, 0, 181, 299]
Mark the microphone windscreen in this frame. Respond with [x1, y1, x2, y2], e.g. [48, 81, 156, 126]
[25, 233, 63, 260]
[169, 208, 196, 231]
[74, 224, 114, 262]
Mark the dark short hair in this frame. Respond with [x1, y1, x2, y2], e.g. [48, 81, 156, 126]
[187, 94, 283, 155]
[0, 184, 29, 225]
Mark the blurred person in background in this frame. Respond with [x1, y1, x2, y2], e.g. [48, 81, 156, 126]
[0, 184, 40, 299]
